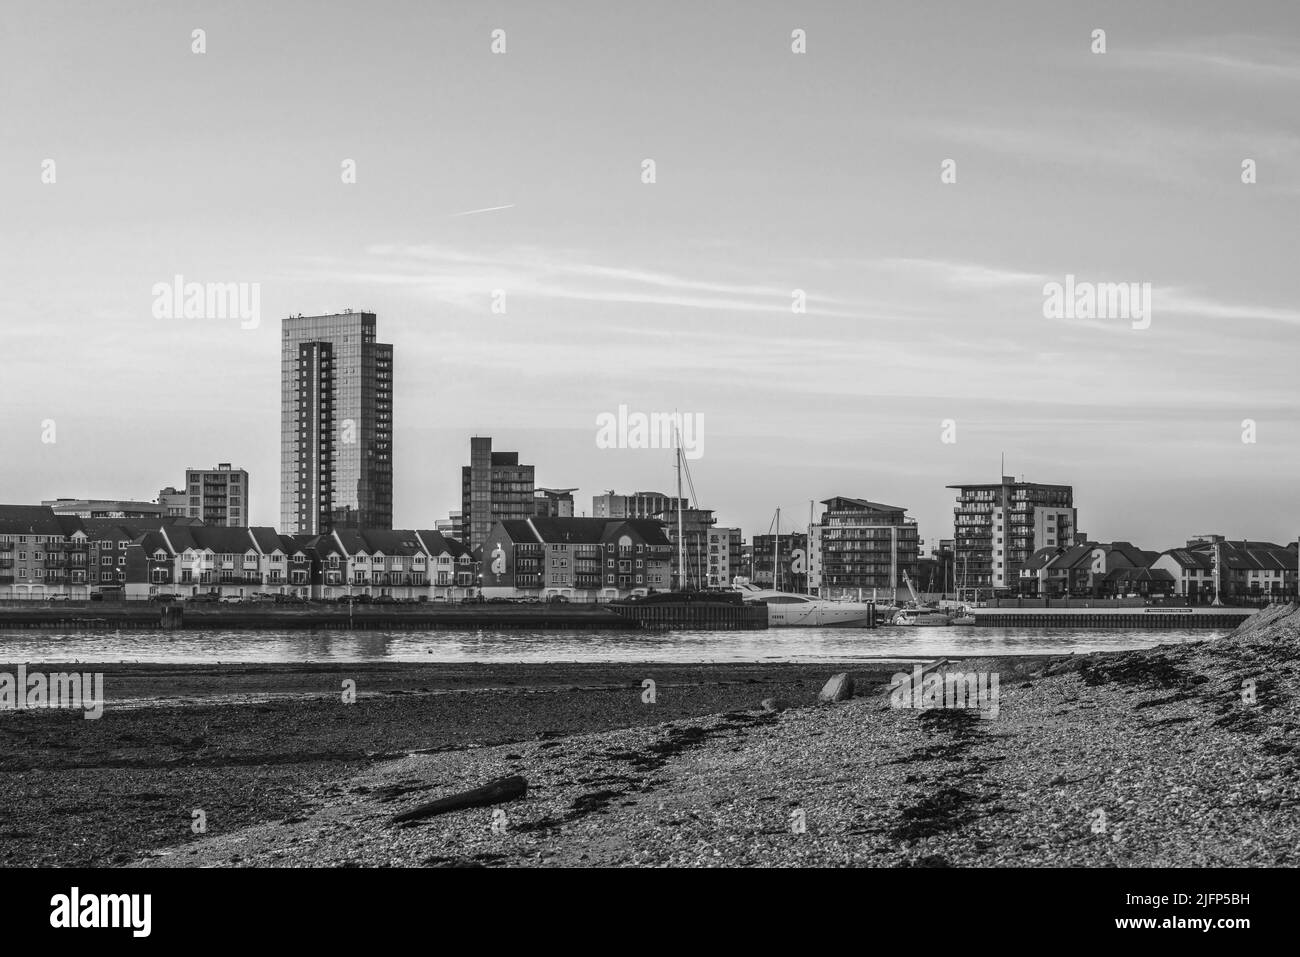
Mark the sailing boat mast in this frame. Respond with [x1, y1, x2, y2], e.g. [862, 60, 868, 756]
[807, 500, 814, 596]
[773, 507, 781, 592]
[675, 426, 686, 591]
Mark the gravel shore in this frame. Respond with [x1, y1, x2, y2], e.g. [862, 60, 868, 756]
[5, 607, 1297, 867]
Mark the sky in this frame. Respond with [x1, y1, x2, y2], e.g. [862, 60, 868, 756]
[1, 0, 1298, 552]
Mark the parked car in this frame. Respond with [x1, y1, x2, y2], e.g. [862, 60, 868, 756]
[220, 596, 243, 604]
[248, 593, 277, 603]
[548, 595, 570, 604]
[275, 594, 309, 605]
[371, 595, 397, 605]
[188, 593, 219, 604]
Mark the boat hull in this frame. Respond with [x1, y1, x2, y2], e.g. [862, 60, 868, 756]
[766, 604, 876, 628]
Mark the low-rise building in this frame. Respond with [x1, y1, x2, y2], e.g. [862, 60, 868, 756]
[480, 517, 673, 600]
[1019, 541, 1155, 597]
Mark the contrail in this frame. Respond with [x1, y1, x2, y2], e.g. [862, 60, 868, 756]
[450, 203, 515, 217]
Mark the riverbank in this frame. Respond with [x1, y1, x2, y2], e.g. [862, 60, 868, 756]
[4, 604, 1297, 867]
[0, 603, 633, 631]
[0, 661, 904, 866]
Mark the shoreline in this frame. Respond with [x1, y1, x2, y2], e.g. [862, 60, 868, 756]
[2, 613, 1295, 867]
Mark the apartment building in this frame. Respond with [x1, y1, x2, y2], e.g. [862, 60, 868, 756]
[43, 499, 165, 520]
[751, 532, 808, 592]
[809, 497, 920, 599]
[0, 505, 89, 599]
[948, 477, 1078, 595]
[281, 311, 394, 535]
[592, 490, 686, 520]
[461, 437, 535, 551]
[176, 464, 249, 526]
[654, 505, 717, 590]
[534, 487, 577, 518]
[706, 526, 743, 588]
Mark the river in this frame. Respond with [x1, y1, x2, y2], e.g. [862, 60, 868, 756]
[0, 625, 1230, 665]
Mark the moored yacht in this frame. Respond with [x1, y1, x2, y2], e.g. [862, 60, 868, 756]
[733, 583, 876, 628]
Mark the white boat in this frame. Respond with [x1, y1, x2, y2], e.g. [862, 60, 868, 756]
[892, 608, 953, 626]
[733, 584, 876, 628]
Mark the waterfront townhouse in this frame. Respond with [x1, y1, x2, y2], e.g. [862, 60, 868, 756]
[480, 517, 674, 600]
[414, 530, 477, 598]
[305, 534, 349, 599]
[1152, 538, 1297, 602]
[1019, 542, 1155, 598]
[125, 529, 180, 599]
[161, 525, 266, 598]
[331, 529, 431, 601]
[249, 528, 315, 598]
[0, 505, 88, 599]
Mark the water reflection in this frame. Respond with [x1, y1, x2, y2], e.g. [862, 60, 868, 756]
[0, 625, 1228, 665]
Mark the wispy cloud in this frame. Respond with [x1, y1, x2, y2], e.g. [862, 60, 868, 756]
[1118, 35, 1300, 83]
[293, 244, 885, 319]
[449, 204, 515, 217]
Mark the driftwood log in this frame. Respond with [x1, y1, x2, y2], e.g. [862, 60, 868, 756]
[391, 775, 527, 824]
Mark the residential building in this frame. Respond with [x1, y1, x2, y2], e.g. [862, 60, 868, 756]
[480, 517, 674, 600]
[534, 487, 577, 518]
[1019, 541, 1156, 598]
[176, 463, 249, 526]
[751, 532, 808, 592]
[948, 477, 1078, 595]
[0, 505, 88, 599]
[916, 539, 956, 595]
[461, 437, 535, 551]
[654, 505, 717, 590]
[1151, 537, 1297, 602]
[706, 526, 743, 588]
[281, 310, 394, 535]
[592, 490, 687, 520]
[43, 498, 164, 520]
[158, 487, 188, 516]
[809, 497, 920, 600]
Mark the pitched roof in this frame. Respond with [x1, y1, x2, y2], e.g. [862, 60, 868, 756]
[0, 505, 79, 537]
[415, 530, 473, 559]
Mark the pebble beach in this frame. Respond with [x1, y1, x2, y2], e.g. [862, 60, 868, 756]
[3, 605, 1297, 868]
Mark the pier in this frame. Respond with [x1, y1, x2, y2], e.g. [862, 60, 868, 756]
[969, 605, 1255, 629]
[0, 603, 636, 631]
